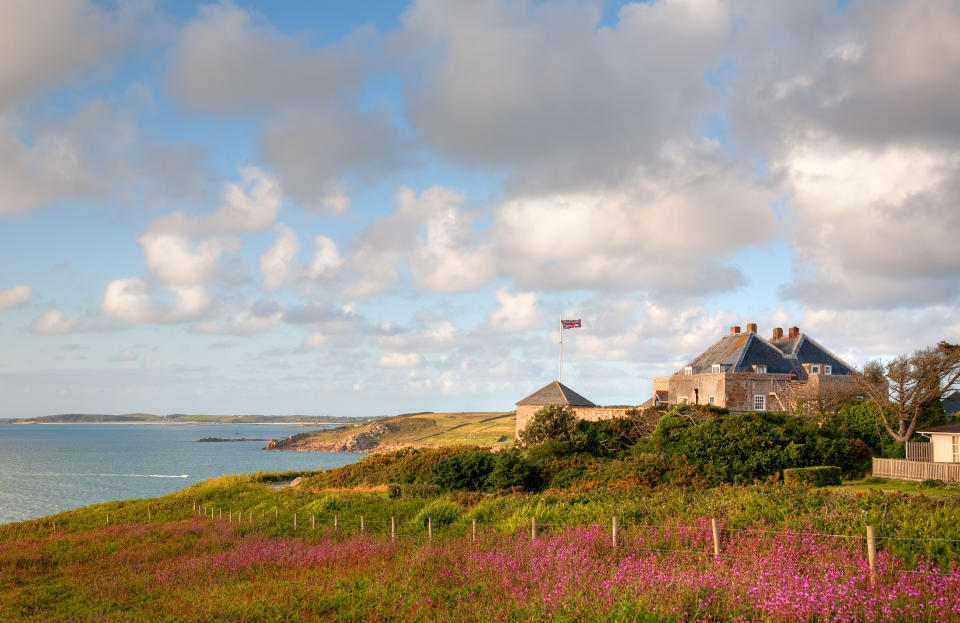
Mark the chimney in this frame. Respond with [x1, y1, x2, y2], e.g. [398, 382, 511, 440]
[746, 322, 758, 333]
[730, 325, 741, 334]
[788, 326, 800, 339]
[772, 327, 783, 340]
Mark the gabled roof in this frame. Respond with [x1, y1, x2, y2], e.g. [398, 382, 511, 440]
[516, 381, 596, 407]
[678, 332, 793, 375]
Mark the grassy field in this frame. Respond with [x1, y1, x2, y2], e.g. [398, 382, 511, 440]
[3, 470, 960, 621]
[276, 411, 516, 450]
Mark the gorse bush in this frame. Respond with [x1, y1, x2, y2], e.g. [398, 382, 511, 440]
[429, 451, 496, 491]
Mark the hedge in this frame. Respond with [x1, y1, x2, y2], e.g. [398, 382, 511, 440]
[783, 466, 842, 486]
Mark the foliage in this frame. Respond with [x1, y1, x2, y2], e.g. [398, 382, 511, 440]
[317, 446, 478, 488]
[488, 449, 539, 492]
[429, 450, 496, 491]
[411, 499, 462, 528]
[783, 466, 842, 486]
[518, 404, 585, 447]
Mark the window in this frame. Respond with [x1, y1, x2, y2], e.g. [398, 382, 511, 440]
[684, 366, 693, 375]
[712, 364, 722, 374]
[810, 364, 821, 374]
[824, 365, 832, 375]
[953, 435, 959, 463]
[708, 395, 715, 405]
[678, 396, 689, 405]
[754, 394, 765, 411]
[755, 364, 767, 374]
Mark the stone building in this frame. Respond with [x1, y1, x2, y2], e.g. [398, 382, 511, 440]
[514, 381, 636, 438]
[651, 324, 857, 413]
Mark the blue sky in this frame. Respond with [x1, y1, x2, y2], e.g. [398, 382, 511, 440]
[1, 0, 959, 418]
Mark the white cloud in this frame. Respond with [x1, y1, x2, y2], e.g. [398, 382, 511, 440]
[308, 235, 344, 279]
[191, 307, 283, 336]
[377, 352, 423, 368]
[0, 285, 32, 310]
[259, 223, 300, 290]
[100, 278, 211, 325]
[137, 233, 226, 287]
[28, 309, 86, 335]
[487, 288, 541, 332]
[110, 349, 138, 362]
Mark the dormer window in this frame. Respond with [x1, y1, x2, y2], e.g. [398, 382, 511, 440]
[711, 364, 722, 374]
[824, 365, 832, 375]
[810, 364, 821, 374]
[684, 366, 693, 376]
[755, 365, 767, 374]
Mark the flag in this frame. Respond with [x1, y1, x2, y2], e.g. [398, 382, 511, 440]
[561, 319, 581, 329]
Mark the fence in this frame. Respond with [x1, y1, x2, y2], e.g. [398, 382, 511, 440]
[873, 457, 960, 482]
[905, 442, 933, 462]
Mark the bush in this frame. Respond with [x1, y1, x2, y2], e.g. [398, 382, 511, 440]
[488, 449, 539, 492]
[412, 499, 462, 528]
[401, 484, 441, 499]
[783, 466, 842, 487]
[921, 479, 946, 488]
[519, 405, 585, 447]
[386, 484, 401, 499]
[429, 450, 496, 491]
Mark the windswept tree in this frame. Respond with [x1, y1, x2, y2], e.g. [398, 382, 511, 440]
[856, 342, 960, 443]
[518, 404, 584, 447]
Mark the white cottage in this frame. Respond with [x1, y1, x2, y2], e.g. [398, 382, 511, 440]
[917, 422, 960, 464]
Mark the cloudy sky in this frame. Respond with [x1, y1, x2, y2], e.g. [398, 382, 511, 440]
[1, 0, 959, 418]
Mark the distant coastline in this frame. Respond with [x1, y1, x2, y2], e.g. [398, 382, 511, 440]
[1, 413, 381, 426]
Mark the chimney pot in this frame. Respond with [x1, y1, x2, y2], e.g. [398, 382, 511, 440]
[746, 323, 758, 333]
[772, 327, 783, 340]
[788, 326, 800, 339]
[730, 326, 741, 334]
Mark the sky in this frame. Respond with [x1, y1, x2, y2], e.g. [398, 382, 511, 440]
[1, 0, 959, 418]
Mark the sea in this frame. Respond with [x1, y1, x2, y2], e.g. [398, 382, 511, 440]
[0, 423, 363, 524]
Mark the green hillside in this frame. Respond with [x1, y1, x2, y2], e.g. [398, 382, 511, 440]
[268, 411, 516, 451]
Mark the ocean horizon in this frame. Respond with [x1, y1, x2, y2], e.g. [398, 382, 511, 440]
[0, 423, 363, 524]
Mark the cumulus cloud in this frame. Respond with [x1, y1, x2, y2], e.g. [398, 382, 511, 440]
[0, 0, 137, 108]
[28, 309, 88, 335]
[487, 288, 541, 332]
[0, 285, 32, 310]
[259, 223, 300, 290]
[100, 278, 211, 325]
[395, 0, 730, 189]
[346, 186, 495, 297]
[308, 235, 344, 279]
[377, 352, 423, 368]
[167, 2, 364, 114]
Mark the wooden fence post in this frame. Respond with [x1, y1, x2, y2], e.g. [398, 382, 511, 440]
[531, 517, 537, 541]
[294, 513, 297, 529]
[249, 510, 252, 524]
[275, 507, 278, 525]
[866, 525, 877, 586]
[360, 516, 365, 532]
[334, 514, 338, 532]
[428, 517, 433, 542]
[472, 518, 477, 542]
[147, 507, 151, 521]
[612, 516, 619, 551]
[312, 514, 315, 531]
[711, 518, 721, 558]
[391, 516, 396, 541]
[105, 512, 109, 525]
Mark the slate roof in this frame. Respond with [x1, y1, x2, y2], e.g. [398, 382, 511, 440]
[917, 421, 960, 435]
[675, 330, 853, 377]
[942, 391, 960, 415]
[516, 381, 596, 407]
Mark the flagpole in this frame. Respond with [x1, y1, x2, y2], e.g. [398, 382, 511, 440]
[558, 316, 562, 383]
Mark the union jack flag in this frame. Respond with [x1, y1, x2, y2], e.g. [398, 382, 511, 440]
[561, 319, 581, 329]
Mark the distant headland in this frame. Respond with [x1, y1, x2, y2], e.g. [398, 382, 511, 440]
[1, 413, 381, 425]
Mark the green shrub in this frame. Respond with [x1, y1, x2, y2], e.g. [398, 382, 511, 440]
[488, 449, 539, 492]
[401, 484, 441, 499]
[412, 499, 462, 528]
[783, 466, 842, 486]
[386, 484, 401, 499]
[863, 476, 888, 484]
[921, 479, 946, 488]
[429, 450, 496, 491]
[519, 404, 585, 447]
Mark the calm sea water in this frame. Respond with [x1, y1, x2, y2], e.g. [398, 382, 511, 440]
[0, 423, 362, 524]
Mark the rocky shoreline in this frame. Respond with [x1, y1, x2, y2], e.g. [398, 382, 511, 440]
[263, 424, 404, 453]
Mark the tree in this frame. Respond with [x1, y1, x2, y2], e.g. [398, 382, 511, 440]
[856, 342, 960, 443]
[518, 404, 584, 447]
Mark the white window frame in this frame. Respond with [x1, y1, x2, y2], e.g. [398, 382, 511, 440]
[678, 396, 689, 405]
[708, 395, 715, 405]
[824, 365, 832, 375]
[953, 435, 959, 463]
[754, 394, 765, 411]
[756, 364, 767, 374]
[810, 364, 821, 374]
[684, 366, 693, 376]
[711, 364, 722, 374]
